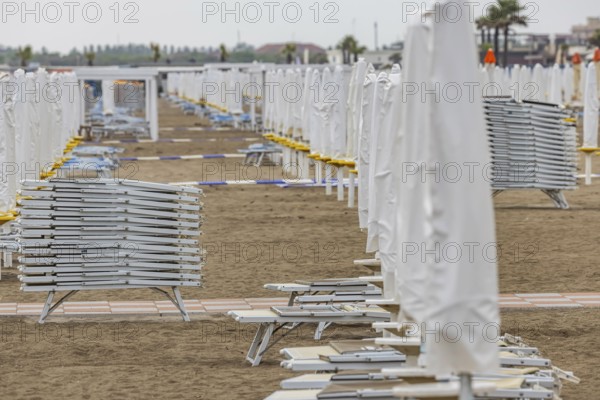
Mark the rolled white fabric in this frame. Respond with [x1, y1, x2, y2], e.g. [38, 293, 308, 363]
[583, 62, 599, 149]
[357, 71, 377, 230]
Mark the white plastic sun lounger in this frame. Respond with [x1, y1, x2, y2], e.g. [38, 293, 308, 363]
[280, 367, 557, 391]
[279, 340, 412, 372]
[228, 305, 390, 366]
[269, 375, 554, 400]
[17, 179, 203, 323]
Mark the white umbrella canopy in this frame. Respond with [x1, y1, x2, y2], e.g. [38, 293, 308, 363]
[13, 70, 29, 191]
[394, 16, 433, 324]
[330, 65, 349, 160]
[375, 65, 403, 300]
[346, 60, 369, 163]
[583, 62, 599, 149]
[425, 1, 500, 375]
[518, 66, 532, 101]
[0, 73, 18, 212]
[562, 64, 574, 104]
[101, 80, 115, 115]
[292, 69, 304, 139]
[25, 73, 41, 170]
[48, 72, 64, 161]
[548, 64, 562, 104]
[318, 67, 334, 157]
[509, 65, 520, 100]
[301, 68, 314, 142]
[357, 71, 378, 230]
[308, 69, 322, 155]
[531, 64, 545, 102]
[365, 71, 388, 253]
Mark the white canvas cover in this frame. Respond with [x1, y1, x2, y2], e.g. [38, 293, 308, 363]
[330, 66, 348, 160]
[308, 70, 322, 155]
[424, 2, 500, 375]
[374, 65, 402, 300]
[562, 64, 574, 104]
[395, 17, 433, 324]
[101, 80, 115, 115]
[548, 64, 562, 104]
[531, 64, 545, 102]
[365, 71, 388, 253]
[318, 68, 333, 157]
[357, 71, 377, 229]
[301, 68, 314, 142]
[583, 62, 599, 149]
[346, 60, 369, 162]
[0, 73, 18, 211]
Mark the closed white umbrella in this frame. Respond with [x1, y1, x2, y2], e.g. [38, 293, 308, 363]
[0, 73, 17, 212]
[346, 60, 369, 166]
[583, 62, 598, 149]
[366, 71, 388, 253]
[395, 15, 433, 325]
[25, 73, 41, 172]
[13, 70, 29, 190]
[101, 80, 115, 115]
[510, 65, 520, 100]
[374, 65, 402, 300]
[531, 64, 545, 102]
[425, 1, 500, 378]
[357, 71, 377, 229]
[548, 64, 562, 104]
[582, 62, 599, 185]
[330, 66, 348, 161]
[300, 68, 313, 143]
[562, 64, 574, 104]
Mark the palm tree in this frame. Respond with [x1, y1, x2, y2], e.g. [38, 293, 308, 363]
[498, 0, 528, 67]
[17, 45, 33, 67]
[219, 44, 228, 63]
[150, 42, 161, 63]
[337, 35, 356, 65]
[84, 51, 95, 66]
[350, 41, 367, 63]
[476, 16, 493, 51]
[281, 43, 297, 64]
[590, 29, 600, 48]
[486, 4, 503, 64]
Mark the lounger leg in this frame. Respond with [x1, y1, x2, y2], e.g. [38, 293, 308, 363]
[337, 167, 344, 201]
[542, 189, 569, 209]
[348, 172, 355, 208]
[172, 287, 191, 322]
[459, 374, 474, 400]
[314, 322, 332, 340]
[257, 152, 265, 167]
[246, 323, 275, 366]
[325, 164, 333, 195]
[302, 154, 310, 180]
[39, 290, 78, 324]
[4, 251, 12, 268]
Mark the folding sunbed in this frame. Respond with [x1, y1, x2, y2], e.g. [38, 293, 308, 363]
[228, 304, 390, 366]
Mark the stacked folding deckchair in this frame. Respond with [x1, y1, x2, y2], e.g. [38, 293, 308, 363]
[16, 178, 203, 323]
[484, 98, 578, 208]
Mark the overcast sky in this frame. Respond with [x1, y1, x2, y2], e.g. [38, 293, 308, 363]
[0, 0, 597, 53]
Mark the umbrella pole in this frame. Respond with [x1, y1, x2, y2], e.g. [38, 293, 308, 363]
[585, 153, 593, 185]
[459, 374, 474, 400]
